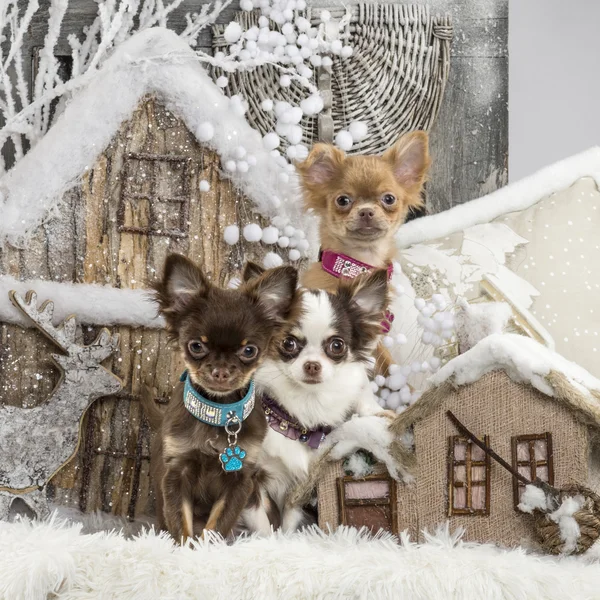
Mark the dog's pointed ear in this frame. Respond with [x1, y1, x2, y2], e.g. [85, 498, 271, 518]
[296, 143, 345, 189]
[242, 261, 265, 282]
[344, 269, 389, 317]
[244, 265, 299, 321]
[383, 131, 430, 192]
[154, 254, 210, 316]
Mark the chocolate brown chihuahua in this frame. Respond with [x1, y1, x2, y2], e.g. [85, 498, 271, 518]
[296, 131, 431, 373]
[142, 254, 300, 541]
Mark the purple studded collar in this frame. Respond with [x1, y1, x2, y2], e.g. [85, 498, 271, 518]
[261, 394, 331, 450]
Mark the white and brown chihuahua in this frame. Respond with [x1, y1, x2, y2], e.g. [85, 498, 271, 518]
[241, 263, 391, 533]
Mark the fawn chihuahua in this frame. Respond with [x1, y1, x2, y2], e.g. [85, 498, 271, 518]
[296, 131, 431, 373]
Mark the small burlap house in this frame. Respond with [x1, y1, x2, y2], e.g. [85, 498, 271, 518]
[0, 29, 298, 519]
[318, 334, 600, 548]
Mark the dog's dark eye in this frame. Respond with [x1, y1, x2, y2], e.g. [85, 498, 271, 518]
[381, 193, 396, 206]
[326, 337, 346, 357]
[188, 340, 207, 358]
[282, 336, 299, 354]
[239, 345, 259, 362]
[335, 195, 352, 208]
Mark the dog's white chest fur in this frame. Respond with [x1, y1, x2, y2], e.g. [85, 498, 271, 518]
[261, 430, 313, 508]
[257, 369, 380, 511]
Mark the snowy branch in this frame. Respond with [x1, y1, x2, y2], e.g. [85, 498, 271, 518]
[0, 0, 358, 176]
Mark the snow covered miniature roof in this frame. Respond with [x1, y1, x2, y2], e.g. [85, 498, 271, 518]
[396, 147, 600, 248]
[396, 333, 600, 429]
[0, 28, 300, 247]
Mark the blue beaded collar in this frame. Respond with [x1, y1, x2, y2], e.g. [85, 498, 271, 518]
[180, 370, 255, 427]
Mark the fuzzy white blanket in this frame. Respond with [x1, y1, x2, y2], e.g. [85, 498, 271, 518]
[1, 517, 600, 600]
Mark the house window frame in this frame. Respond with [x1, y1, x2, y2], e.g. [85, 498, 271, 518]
[118, 151, 192, 239]
[448, 435, 491, 516]
[511, 432, 554, 510]
[337, 474, 398, 535]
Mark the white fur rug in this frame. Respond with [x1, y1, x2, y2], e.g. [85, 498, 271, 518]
[2, 517, 600, 600]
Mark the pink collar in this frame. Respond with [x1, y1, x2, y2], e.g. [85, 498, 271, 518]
[319, 249, 395, 333]
[319, 249, 393, 281]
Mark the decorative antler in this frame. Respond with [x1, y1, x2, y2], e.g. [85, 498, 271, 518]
[9, 290, 77, 353]
[1, 289, 123, 522]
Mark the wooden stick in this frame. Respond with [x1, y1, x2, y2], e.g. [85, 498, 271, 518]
[446, 410, 532, 486]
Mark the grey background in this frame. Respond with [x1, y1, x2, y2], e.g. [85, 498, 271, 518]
[509, 0, 600, 180]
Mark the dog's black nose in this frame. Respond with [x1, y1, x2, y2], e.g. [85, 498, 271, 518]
[303, 361, 322, 376]
[358, 208, 375, 221]
[211, 368, 231, 382]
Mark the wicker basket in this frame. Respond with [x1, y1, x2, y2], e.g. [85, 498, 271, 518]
[212, 4, 453, 153]
[535, 484, 600, 555]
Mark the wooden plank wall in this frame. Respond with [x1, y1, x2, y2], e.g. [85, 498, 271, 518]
[14, 0, 508, 214]
[0, 99, 266, 517]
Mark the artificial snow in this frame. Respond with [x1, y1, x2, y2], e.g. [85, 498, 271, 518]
[3, 519, 600, 600]
[344, 453, 374, 478]
[233, 146, 247, 159]
[518, 485, 550, 514]
[396, 147, 600, 249]
[552, 496, 586, 555]
[519, 487, 588, 556]
[288, 249, 301, 261]
[326, 415, 412, 483]
[0, 28, 309, 248]
[199, 179, 210, 192]
[454, 299, 512, 352]
[430, 333, 600, 400]
[0, 275, 162, 329]
[224, 224, 240, 245]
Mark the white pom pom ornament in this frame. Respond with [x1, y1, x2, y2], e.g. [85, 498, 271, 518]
[349, 121, 368, 142]
[196, 122, 214, 142]
[263, 252, 284, 268]
[224, 22, 243, 43]
[335, 130, 353, 151]
[224, 225, 240, 245]
[263, 133, 280, 150]
[243, 223, 263, 242]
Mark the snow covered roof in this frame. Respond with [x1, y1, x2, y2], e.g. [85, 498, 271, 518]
[0, 28, 300, 247]
[396, 147, 600, 249]
[395, 333, 600, 429]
